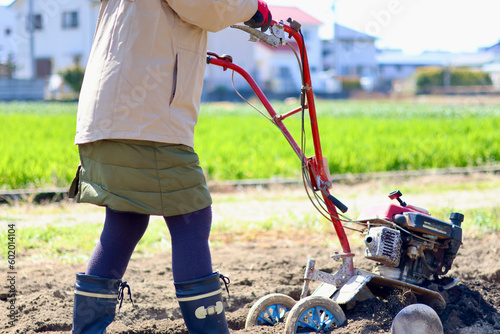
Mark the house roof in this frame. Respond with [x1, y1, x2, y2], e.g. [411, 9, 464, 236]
[449, 52, 495, 67]
[376, 51, 451, 66]
[483, 41, 500, 53]
[483, 62, 500, 72]
[334, 23, 376, 41]
[376, 50, 495, 67]
[269, 5, 322, 26]
[256, 6, 320, 54]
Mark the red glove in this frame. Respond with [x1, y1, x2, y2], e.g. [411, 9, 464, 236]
[244, 0, 272, 32]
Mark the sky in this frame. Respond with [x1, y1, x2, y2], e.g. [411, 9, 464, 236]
[1, 0, 499, 55]
[267, 0, 500, 55]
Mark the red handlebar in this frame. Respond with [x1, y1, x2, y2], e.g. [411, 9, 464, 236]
[207, 22, 353, 259]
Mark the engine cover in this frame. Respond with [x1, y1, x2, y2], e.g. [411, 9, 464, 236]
[394, 212, 462, 242]
[364, 227, 402, 267]
[359, 196, 464, 285]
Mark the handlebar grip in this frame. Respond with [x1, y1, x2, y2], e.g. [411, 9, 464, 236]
[327, 194, 348, 213]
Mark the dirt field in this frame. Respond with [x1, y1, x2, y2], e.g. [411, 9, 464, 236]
[2, 173, 500, 334]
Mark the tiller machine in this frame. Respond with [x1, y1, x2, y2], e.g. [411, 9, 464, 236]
[207, 18, 463, 334]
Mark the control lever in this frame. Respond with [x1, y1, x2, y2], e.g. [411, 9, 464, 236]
[389, 190, 406, 206]
[326, 193, 348, 213]
[389, 190, 430, 215]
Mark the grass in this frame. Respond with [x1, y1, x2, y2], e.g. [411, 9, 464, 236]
[0, 102, 79, 189]
[5, 205, 498, 263]
[20, 224, 100, 263]
[0, 100, 499, 189]
[197, 100, 500, 179]
[430, 207, 500, 235]
[19, 220, 175, 263]
[3, 184, 499, 264]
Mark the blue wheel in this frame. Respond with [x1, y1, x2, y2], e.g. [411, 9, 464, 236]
[245, 293, 296, 328]
[285, 296, 346, 333]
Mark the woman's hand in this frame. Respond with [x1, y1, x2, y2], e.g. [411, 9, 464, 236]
[244, 0, 272, 32]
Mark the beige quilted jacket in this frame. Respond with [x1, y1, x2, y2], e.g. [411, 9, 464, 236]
[75, 0, 257, 147]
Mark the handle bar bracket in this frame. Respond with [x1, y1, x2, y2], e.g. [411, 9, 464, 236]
[231, 23, 285, 48]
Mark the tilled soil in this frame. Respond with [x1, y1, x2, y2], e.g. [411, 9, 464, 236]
[2, 173, 500, 334]
[3, 234, 500, 334]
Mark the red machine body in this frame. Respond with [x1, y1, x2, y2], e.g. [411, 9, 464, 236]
[358, 203, 429, 222]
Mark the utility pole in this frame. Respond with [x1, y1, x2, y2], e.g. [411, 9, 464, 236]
[331, 0, 338, 13]
[28, 0, 35, 79]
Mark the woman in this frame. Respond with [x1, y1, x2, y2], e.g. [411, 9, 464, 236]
[69, 0, 271, 333]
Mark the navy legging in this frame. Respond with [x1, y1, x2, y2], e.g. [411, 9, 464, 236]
[85, 206, 213, 283]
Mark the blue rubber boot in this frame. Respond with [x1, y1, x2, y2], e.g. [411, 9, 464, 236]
[175, 272, 230, 334]
[72, 272, 122, 334]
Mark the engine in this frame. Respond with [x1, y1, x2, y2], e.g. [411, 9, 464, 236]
[358, 191, 463, 286]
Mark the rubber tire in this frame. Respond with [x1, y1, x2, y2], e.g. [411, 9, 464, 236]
[284, 296, 346, 333]
[245, 293, 297, 328]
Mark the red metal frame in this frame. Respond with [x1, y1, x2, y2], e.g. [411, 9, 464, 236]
[207, 22, 353, 260]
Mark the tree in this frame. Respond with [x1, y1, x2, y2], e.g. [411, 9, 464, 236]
[416, 67, 492, 94]
[59, 65, 85, 94]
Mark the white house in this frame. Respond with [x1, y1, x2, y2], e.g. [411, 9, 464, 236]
[0, 6, 16, 65]
[255, 6, 323, 94]
[325, 24, 377, 78]
[377, 49, 497, 93]
[481, 43, 500, 88]
[8, 0, 100, 79]
[376, 50, 452, 87]
[205, 24, 258, 96]
[321, 23, 378, 92]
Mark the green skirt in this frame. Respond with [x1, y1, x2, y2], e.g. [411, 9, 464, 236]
[70, 139, 212, 216]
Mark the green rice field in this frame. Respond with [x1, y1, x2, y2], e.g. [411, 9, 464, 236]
[0, 100, 499, 190]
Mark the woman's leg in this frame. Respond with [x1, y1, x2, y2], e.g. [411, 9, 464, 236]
[164, 206, 213, 282]
[73, 207, 149, 333]
[86, 207, 150, 279]
[166, 206, 230, 334]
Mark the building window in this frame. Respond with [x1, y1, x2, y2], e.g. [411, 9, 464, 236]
[343, 41, 353, 52]
[62, 11, 79, 29]
[27, 14, 43, 31]
[72, 54, 82, 65]
[356, 65, 364, 76]
[36, 58, 52, 78]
